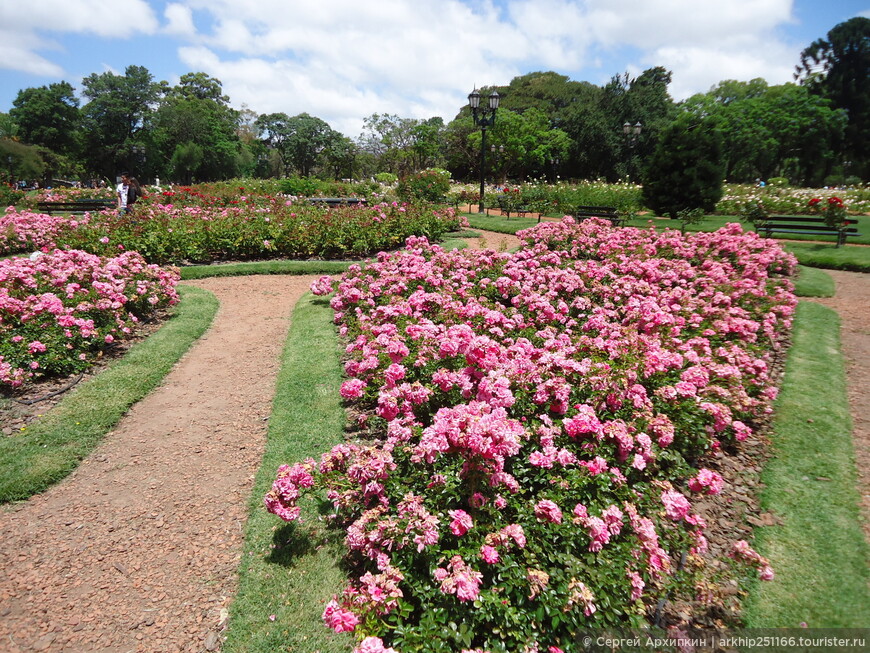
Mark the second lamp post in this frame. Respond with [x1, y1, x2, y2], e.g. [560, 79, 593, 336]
[469, 89, 500, 213]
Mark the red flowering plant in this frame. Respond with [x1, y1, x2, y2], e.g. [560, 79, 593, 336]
[808, 196, 848, 230]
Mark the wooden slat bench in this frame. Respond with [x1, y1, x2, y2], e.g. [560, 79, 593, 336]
[566, 205, 625, 227]
[754, 215, 861, 248]
[307, 197, 367, 207]
[36, 199, 116, 214]
[490, 195, 530, 217]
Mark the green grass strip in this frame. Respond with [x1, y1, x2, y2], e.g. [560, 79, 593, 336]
[223, 293, 351, 653]
[792, 265, 835, 298]
[180, 259, 358, 280]
[782, 242, 870, 273]
[743, 301, 870, 627]
[0, 285, 218, 503]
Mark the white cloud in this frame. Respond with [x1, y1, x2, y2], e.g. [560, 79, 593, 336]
[164, 3, 197, 37]
[0, 0, 159, 80]
[163, 0, 808, 135]
[0, 0, 819, 133]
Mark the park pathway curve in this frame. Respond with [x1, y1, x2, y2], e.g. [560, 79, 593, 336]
[0, 275, 315, 653]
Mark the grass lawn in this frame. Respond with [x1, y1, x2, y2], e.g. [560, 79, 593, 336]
[742, 301, 870, 627]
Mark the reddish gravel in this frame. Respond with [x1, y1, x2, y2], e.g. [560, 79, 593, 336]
[0, 275, 315, 653]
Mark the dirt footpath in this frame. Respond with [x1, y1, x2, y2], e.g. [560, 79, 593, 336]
[0, 275, 314, 653]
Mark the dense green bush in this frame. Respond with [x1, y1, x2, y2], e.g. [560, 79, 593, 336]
[278, 176, 322, 196]
[642, 115, 725, 218]
[375, 172, 398, 184]
[397, 169, 451, 203]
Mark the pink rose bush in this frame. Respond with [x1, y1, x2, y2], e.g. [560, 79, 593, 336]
[0, 249, 179, 388]
[265, 218, 795, 651]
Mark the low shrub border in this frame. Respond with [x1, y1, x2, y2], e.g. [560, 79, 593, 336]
[223, 256, 863, 651]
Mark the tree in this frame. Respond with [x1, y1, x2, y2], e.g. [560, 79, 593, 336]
[641, 114, 724, 218]
[152, 73, 240, 181]
[357, 114, 445, 176]
[601, 67, 677, 180]
[282, 113, 337, 177]
[80, 65, 164, 179]
[682, 80, 847, 184]
[796, 17, 870, 179]
[0, 138, 46, 183]
[256, 112, 337, 177]
[9, 82, 81, 158]
[465, 107, 570, 182]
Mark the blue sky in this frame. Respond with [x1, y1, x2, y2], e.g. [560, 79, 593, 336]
[1, 1, 867, 137]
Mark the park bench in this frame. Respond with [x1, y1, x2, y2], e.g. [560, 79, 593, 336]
[36, 199, 116, 214]
[566, 205, 626, 227]
[492, 195, 531, 217]
[307, 197, 367, 207]
[754, 215, 861, 248]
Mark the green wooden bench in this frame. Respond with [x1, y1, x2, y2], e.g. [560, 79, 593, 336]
[36, 199, 116, 214]
[755, 215, 860, 247]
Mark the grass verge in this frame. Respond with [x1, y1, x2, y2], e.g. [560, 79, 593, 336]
[222, 293, 351, 653]
[792, 265, 835, 298]
[742, 301, 870, 626]
[180, 259, 357, 280]
[0, 285, 218, 503]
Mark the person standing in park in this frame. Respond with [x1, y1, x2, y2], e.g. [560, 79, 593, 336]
[126, 177, 142, 213]
[116, 172, 130, 212]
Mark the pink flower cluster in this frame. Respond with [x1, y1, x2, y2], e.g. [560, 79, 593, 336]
[265, 218, 795, 648]
[730, 539, 775, 580]
[0, 249, 179, 387]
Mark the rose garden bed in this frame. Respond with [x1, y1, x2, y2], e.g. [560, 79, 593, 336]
[264, 218, 798, 652]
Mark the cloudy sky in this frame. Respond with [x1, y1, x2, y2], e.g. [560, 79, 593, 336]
[0, 0, 867, 137]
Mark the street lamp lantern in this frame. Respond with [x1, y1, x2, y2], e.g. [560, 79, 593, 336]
[469, 89, 500, 213]
[621, 120, 643, 180]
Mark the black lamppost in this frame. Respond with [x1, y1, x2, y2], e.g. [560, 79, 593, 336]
[550, 157, 560, 183]
[469, 89, 500, 213]
[622, 121, 642, 180]
[491, 144, 504, 184]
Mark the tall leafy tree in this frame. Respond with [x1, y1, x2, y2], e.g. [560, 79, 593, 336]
[153, 73, 240, 182]
[641, 114, 724, 217]
[682, 80, 846, 184]
[9, 82, 81, 158]
[602, 67, 677, 180]
[80, 65, 164, 179]
[256, 112, 337, 177]
[282, 113, 337, 177]
[796, 17, 870, 179]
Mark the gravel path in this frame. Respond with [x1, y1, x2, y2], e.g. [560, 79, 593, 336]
[0, 275, 315, 653]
